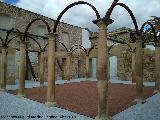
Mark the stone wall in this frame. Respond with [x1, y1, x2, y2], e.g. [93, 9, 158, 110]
[143, 49, 155, 81]
[89, 28, 156, 82]
[0, 1, 82, 83]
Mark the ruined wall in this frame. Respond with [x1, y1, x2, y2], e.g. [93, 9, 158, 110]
[0, 2, 82, 83]
[143, 49, 155, 81]
[89, 28, 156, 82]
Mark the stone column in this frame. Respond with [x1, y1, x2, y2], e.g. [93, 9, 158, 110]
[108, 56, 110, 80]
[89, 58, 92, 78]
[62, 58, 66, 80]
[85, 55, 90, 80]
[78, 60, 81, 78]
[131, 51, 136, 83]
[45, 34, 57, 107]
[18, 42, 26, 97]
[134, 37, 145, 103]
[40, 51, 45, 86]
[0, 47, 7, 91]
[37, 52, 41, 81]
[66, 52, 72, 81]
[154, 45, 160, 92]
[94, 19, 111, 120]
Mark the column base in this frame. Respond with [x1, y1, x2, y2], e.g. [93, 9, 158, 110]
[133, 99, 146, 104]
[0, 88, 6, 92]
[40, 84, 44, 87]
[132, 82, 136, 85]
[153, 90, 160, 94]
[95, 114, 111, 120]
[86, 78, 90, 81]
[45, 101, 57, 107]
[16, 93, 26, 98]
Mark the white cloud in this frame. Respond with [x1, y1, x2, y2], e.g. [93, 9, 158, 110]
[10, 0, 160, 32]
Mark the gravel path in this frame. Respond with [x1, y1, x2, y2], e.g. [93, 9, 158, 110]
[0, 92, 93, 120]
[0, 92, 160, 120]
[113, 93, 160, 120]
[3, 78, 158, 120]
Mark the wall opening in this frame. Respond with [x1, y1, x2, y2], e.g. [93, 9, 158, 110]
[92, 58, 97, 78]
[109, 56, 117, 79]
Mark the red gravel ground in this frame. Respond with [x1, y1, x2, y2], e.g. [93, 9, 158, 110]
[8, 81, 154, 118]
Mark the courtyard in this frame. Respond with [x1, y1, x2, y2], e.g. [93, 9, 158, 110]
[8, 80, 154, 117]
[0, 0, 160, 120]
[0, 79, 159, 120]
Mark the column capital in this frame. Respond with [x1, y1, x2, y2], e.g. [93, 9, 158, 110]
[20, 41, 27, 45]
[135, 35, 145, 48]
[135, 35, 142, 40]
[86, 54, 89, 58]
[155, 42, 160, 47]
[1, 46, 8, 49]
[66, 52, 72, 56]
[47, 33, 58, 39]
[92, 17, 114, 27]
[40, 51, 45, 55]
[20, 42, 26, 47]
[131, 49, 136, 53]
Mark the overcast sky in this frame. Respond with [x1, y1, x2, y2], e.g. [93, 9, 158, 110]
[1, 0, 160, 32]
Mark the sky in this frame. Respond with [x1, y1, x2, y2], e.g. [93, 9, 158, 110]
[1, 0, 160, 32]
[0, 0, 160, 48]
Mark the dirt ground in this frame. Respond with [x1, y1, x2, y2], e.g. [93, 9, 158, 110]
[8, 81, 154, 118]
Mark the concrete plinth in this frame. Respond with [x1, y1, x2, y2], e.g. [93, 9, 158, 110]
[45, 101, 57, 107]
[153, 89, 160, 94]
[133, 99, 146, 104]
[16, 94, 26, 98]
[95, 114, 111, 120]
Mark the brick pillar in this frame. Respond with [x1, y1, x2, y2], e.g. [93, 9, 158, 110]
[45, 34, 57, 107]
[131, 51, 136, 83]
[154, 46, 160, 93]
[66, 52, 72, 81]
[85, 55, 90, 80]
[0, 47, 7, 91]
[94, 19, 111, 120]
[17, 42, 26, 97]
[134, 37, 145, 103]
[40, 51, 45, 86]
